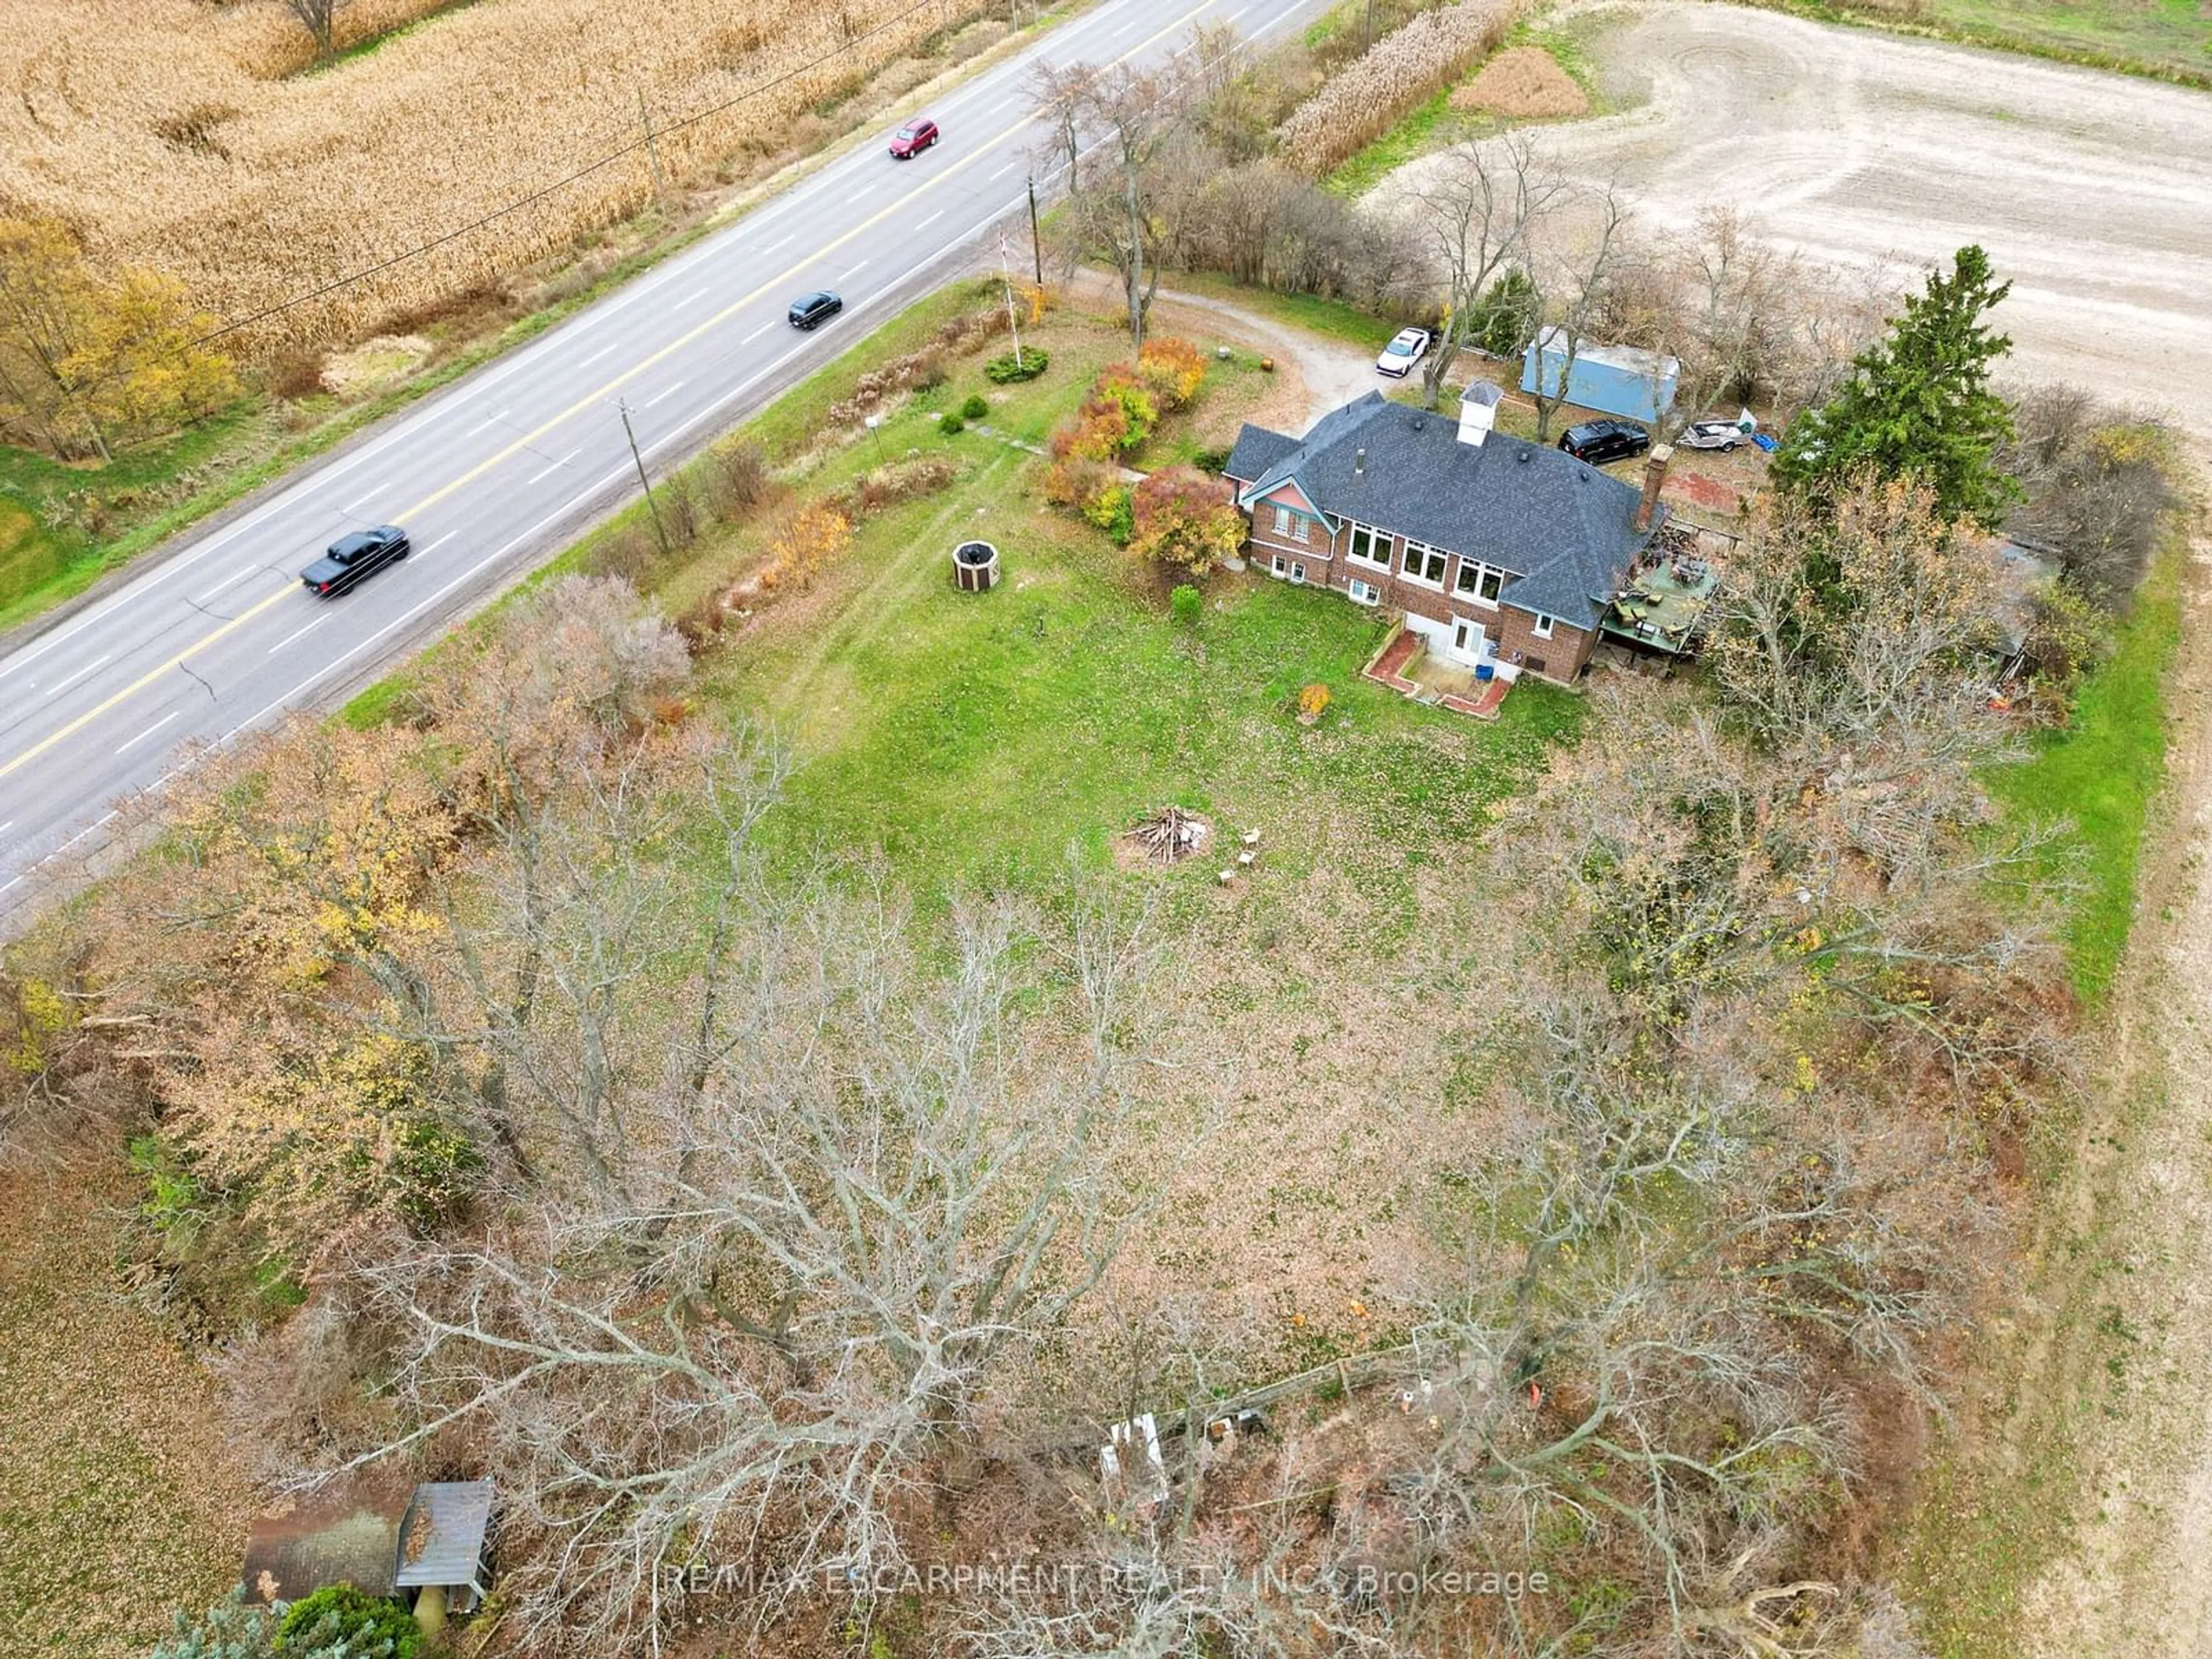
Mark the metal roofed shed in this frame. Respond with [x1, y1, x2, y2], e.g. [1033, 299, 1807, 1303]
[396, 1478, 497, 1614]
[1521, 327, 1679, 425]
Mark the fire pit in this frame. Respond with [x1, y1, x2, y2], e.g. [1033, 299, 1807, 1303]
[952, 539, 999, 593]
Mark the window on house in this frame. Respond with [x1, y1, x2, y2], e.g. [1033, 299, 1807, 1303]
[1290, 562, 1307, 584]
[1349, 524, 1391, 567]
[1403, 541, 1447, 586]
[1532, 612, 1555, 639]
[1271, 554, 1286, 577]
[1456, 559, 1503, 605]
[1349, 579, 1380, 606]
[1290, 514, 1312, 544]
[1271, 505, 1293, 537]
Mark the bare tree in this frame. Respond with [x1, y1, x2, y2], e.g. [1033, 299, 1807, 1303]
[283, 0, 341, 60]
[1527, 185, 1633, 442]
[1404, 132, 1564, 411]
[348, 881, 1184, 1653]
[1031, 62, 1180, 352]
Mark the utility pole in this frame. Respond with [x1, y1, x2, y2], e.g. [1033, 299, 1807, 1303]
[620, 399, 672, 555]
[1027, 175, 1044, 287]
[639, 88, 666, 202]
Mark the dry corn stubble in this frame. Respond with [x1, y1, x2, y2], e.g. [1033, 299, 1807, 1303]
[1277, 0, 1525, 176]
[0, 0, 987, 348]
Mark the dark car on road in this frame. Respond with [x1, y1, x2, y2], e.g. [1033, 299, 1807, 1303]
[1558, 419, 1651, 465]
[300, 524, 410, 597]
[788, 290, 844, 331]
[888, 117, 939, 158]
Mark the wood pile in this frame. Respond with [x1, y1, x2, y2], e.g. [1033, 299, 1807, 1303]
[1126, 806, 1207, 865]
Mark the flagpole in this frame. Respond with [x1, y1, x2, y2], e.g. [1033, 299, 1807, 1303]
[998, 228, 1025, 371]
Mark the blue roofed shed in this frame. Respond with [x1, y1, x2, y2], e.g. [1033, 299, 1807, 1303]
[1521, 326, 1679, 425]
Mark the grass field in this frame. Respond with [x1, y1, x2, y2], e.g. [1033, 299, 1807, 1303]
[1986, 545, 2183, 1002]
[1762, 0, 2212, 81]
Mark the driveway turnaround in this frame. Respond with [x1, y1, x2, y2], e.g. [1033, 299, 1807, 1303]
[0, 0, 1334, 919]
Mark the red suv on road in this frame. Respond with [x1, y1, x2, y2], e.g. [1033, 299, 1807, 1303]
[888, 118, 939, 158]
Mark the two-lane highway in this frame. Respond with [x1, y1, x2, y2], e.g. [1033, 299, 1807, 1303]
[0, 0, 1326, 919]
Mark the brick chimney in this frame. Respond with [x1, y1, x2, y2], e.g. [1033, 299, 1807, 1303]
[1635, 442, 1673, 533]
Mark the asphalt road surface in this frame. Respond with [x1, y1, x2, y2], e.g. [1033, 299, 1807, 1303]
[1412, 2, 2212, 436]
[0, 0, 1329, 922]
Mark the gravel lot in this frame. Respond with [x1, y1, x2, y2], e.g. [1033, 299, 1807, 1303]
[1383, 2, 2212, 436]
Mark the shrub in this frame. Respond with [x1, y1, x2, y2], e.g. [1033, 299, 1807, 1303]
[1298, 682, 1333, 718]
[1137, 336, 1207, 410]
[984, 348, 1050, 383]
[706, 437, 771, 518]
[151, 1591, 274, 1659]
[960, 392, 990, 420]
[1094, 366, 1160, 444]
[1193, 444, 1233, 475]
[1276, 0, 1523, 177]
[274, 1584, 419, 1657]
[1051, 397, 1132, 464]
[762, 501, 853, 591]
[1128, 467, 1247, 575]
[265, 343, 328, 402]
[1044, 457, 1120, 511]
[938, 413, 964, 436]
[1171, 585, 1203, 626]
[1083, 483, 1136, 546]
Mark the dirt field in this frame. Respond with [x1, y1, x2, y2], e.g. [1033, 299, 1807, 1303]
[1380, 1, 2212, 438]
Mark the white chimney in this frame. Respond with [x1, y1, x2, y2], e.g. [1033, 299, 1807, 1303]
[1458, 381, 1504, 448]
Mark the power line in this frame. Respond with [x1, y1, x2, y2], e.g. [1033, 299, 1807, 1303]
[189, 0, 963, 346]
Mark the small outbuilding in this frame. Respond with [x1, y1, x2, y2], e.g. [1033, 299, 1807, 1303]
[241, 1476, 496, 1621]
[396, 1479, 497, 1615]
[1521, 326, 1679, 425]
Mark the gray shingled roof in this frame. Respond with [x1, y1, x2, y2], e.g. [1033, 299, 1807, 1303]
[1226, 392, 1657, 630]
[1222, 426, 1297, 487]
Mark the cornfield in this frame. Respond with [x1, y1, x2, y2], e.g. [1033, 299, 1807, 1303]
[1275, 0, 1524, 178]
[0, 0, 992, 348]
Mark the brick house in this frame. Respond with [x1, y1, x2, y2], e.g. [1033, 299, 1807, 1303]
[1222, 384, 1668, 684]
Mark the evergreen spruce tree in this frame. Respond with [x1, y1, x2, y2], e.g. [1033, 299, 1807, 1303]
[1773, 245, 2020, 526]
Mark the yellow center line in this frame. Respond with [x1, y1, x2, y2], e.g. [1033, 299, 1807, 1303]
[0, 0, 1219, 788]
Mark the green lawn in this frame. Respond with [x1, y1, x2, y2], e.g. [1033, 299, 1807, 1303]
[1927, 0, 2212, 78]
[344, 282, 1584, 898]
[691, 416, 1578, 895]
[1986, 547, 2183, 1002]
[1754, 0, 2212, 82]
[0, 404, 279, 632]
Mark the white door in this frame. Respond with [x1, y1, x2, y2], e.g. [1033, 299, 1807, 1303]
[1450, 618, 1487, 665]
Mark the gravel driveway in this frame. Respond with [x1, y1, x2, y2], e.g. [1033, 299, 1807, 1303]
[1378, 3, 2212, 436]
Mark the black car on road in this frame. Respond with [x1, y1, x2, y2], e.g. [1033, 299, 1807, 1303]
[1557, 419, 1651, 465]
[788, 291, 844, 331]
[301, 525, 410, 597]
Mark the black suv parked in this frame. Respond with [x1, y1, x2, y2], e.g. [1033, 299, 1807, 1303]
[1557, 419, 1652, 465]
[787, 291, 844, 331]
